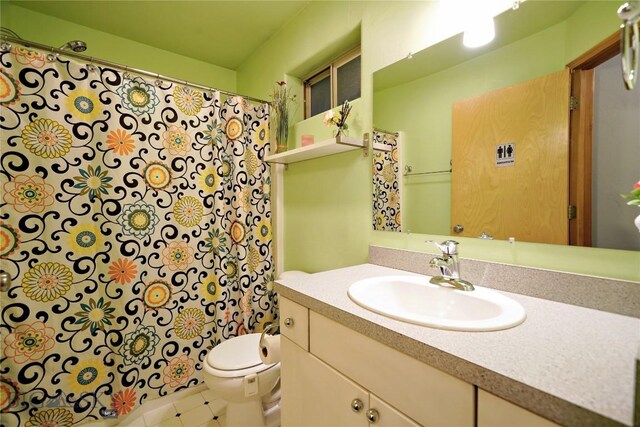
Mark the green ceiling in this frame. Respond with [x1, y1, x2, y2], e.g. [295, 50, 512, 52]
[7, 0, 310, 69]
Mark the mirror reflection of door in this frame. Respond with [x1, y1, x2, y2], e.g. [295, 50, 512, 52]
[372, 2, 637, 250]
[569, 34, 640, 251]
[451, 70, 570, 244]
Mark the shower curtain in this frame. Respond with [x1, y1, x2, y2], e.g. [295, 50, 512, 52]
[372, 131, 401, 232]
[0, 44, 275, 426]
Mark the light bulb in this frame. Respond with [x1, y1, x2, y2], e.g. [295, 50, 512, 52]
[463, 16, 496, 48]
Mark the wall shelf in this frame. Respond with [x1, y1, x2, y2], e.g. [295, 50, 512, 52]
[265, 135, 368, 165]
[372, 142, 392, 152]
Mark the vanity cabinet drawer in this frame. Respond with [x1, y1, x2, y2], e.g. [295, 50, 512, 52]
[281, 335, 419, 427]
[478, 389, 561, 427]
[310, 311, 474, 427]
[280, 297, 309, 351]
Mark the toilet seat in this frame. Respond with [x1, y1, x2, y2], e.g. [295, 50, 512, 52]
[206, 333, 277, 378]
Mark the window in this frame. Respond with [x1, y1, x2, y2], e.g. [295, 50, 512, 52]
[304, 47, 361, 119]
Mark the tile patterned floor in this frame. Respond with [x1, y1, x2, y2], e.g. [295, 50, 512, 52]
[123, 390, 226, 427]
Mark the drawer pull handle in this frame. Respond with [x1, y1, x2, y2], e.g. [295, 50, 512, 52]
[351, 398, 364, 413]
[284, 317, 294, 328]
[367, 408, 380, 423]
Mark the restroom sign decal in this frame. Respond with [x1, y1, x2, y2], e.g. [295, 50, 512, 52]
[496, 143, 515, 167]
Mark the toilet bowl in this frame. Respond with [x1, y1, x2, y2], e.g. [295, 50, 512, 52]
[203, 333, 280, 427]
[204, 271, 308, 426]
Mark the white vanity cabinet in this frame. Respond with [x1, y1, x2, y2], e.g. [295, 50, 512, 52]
[275, 261, 638, 427]
[279, 296, 473, 426]
[281, 335, 418, 426]
[478, 389, 562, 427]
[279, 296, 309, 350]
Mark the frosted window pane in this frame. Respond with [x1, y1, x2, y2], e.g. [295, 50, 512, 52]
[337, 56, 361, 104]
[310, 76, 331, 117]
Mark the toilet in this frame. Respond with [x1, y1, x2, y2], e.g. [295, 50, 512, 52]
[203, 270, 309, 427]
[203, 333, 280, 427]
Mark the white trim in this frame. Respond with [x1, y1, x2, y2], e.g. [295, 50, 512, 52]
[397, 131, 404, 233]
[274, 164, 285, 278]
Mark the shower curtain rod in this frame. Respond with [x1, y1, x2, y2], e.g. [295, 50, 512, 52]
[0, 34, 271, 105]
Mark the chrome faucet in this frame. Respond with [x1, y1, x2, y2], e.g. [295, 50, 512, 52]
[618, 1, 640, 90]
[427, 240, 475, 291]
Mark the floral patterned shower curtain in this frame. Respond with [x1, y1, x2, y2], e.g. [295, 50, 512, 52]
[372, 131, 401, 232]
[0, 44, 275, 426]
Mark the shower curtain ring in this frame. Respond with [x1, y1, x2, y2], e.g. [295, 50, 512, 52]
[46, 46, 56, 62]
[86, 57, 96, 72]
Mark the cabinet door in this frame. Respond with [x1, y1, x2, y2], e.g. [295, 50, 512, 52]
[280, 297, 309, 350]
[310, 311, 474, 426]
[281, 336, 369, 427]
[370, 394, 421, 427]
[478, 389, 561, 427]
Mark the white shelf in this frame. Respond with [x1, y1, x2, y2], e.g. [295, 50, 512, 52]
[265, 135, 366, 165]
[372, 142, 392, 152]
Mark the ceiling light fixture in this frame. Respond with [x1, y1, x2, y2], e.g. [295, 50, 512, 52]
[463, 16, 495, 48]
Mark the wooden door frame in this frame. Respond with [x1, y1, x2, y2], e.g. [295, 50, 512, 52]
[566, 31, 620, 246]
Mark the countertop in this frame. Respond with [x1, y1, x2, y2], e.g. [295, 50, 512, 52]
[275, 263, 640, 427]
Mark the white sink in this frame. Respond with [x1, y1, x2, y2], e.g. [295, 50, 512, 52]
[348, 275, 526, 331]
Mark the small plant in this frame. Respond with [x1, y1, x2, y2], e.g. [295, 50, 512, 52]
[270, 81, 296, 153]
[621, 180, 640, 206]
[323, 100, 352, 137]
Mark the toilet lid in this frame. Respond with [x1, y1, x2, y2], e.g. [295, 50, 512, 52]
[207, 333, 263, 371]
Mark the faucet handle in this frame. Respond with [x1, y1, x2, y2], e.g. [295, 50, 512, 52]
[426, 239, 459, 255]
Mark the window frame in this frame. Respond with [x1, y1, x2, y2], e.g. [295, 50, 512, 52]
[303, 46, 361, 119]
[304, 68, 331, 119]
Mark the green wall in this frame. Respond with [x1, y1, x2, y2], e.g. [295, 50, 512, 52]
[0, 3, 237, 91]
[236, 2, 371, 273]
[238, 1, 640, 282]
[565, 0, 622, 61]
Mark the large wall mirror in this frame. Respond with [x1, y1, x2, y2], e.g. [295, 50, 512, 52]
[372, 0, 640, 251]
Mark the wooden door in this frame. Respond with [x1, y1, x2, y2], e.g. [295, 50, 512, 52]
[280, 336, 369, 427]
[567, 31, 621, 248]
[451, 70, 570, 244]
